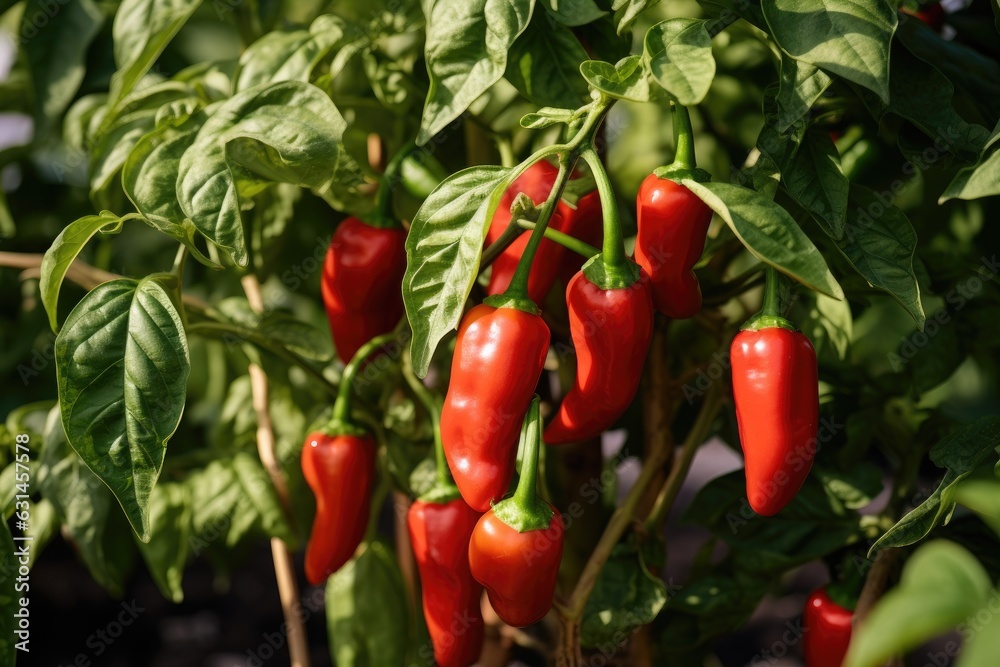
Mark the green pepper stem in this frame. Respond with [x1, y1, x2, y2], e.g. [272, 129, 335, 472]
[741, 267, 797, 331]
[513, 396, 543, 507]
[330, 330, 401, 430]
[579, 148, 638, 289]
[516, 220, 599, 259]
[402, 350, 450, 489]
[371, 142, 417, 228]
[671, 103, 696, 170]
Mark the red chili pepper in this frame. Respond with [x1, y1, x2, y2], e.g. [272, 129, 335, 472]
[468, 397, 564, 627]
[730, 271, 818, 516]
[557, 190, 603, 285]
[440, 303, 550, 511]
[322, 217, 407, 363]
[485, 161, 598, 305]
[408, 498, 484, 667]
[634, 173, 713, 319]
[544, 266, 654, 444]
[803, 587, 853, 667]
[301, 431, 375, 584]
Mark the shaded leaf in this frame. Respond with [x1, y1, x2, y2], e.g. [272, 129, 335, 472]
[643, 18, 715, 105]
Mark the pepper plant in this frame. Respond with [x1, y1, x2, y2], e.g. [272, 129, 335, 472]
[1, 0, 1000, 665]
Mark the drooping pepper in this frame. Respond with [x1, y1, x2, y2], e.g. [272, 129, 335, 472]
[301, 333, 396, 584]
[469, 397, 564, 627]
[545, 149, 654, 444]
[322, 216, 407, 363]
[731, 269, 818, 516]
[440, 303, 549, 511]
[408, 498, 484, 667]
[402, 352, 485, 667]
[803, 587, 853, 667]
[634, 104, 713, 319]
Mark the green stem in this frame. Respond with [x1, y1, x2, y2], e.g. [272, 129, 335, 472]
[171, 245, 189, 330]
[517, 220, 599, 259]
[741, 267, 796, 331]
[402, 351, 453, 494]
[491, 396, 553, 531]
[371, 142, 416, 228]
[672, 104, 696, 170]
[580, 148, 638, 290]
[331, 331, 402, 430]
[186, 321, 338, 397]
[497, 136, 516, 168]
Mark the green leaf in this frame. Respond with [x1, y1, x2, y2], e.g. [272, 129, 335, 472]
[38, 408, 136, 595]
[614, 0, 659, 35]
[856, 43, 990, 164]
[681, 179, 844, 299]
[643, 18, 715, 105]
[957, 585, 1000, 667]
[108, 0, 204, 113]
[235, 17, 347, 92]
[403, 165, 512, 377]
[90, 109, 159, 209]
[580, 56, 650, 103]
[762, 0, 896, 103]
[418, 0, 533, 144]
[776, 55, 832, 133]
[136, 481, 190, 602]
[940, 147, 1000, 202]
[214, 297, 333, 362]
[581, 541, 668, 647]
[54, 278, 191, 540]
[870, 417, 1000, 555]
[21, 0, 103, 129]
[39, 212, 125, 333]
[187, 453, 295, 554]
[845, 541, 991, 667]
[505, 15, 591, 109]
[176, 81, 359, 266]
[543, 0, 606, 26]
[834, 184, 925, 329]
[955, 479, 1000, 536]
[0, 518, 16, 662]
[327, 541, 409, 667]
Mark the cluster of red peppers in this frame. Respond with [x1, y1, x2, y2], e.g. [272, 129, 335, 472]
[301, 99, 827, 664]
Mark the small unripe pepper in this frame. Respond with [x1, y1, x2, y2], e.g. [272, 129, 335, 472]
[440, 303, 550, 511]
[731, 269, 818, 516]
[545, 258, 653, 444]
[322, 217, 407, 363]
[469, 397, 564, 627]
[803, 587, 853, 667]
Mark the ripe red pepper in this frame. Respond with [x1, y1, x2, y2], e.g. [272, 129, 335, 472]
[803, 587, 853, 667]
[544, 263, 654, 444]
[440, 303, 550, 511]
[322, 217, 407, 363]
[301, 431, 375, 584]
[469, 397, 564, 627]
[634, 173, 713, 319]
[730, 270, 818, 516]
[408, 498, 484, 667]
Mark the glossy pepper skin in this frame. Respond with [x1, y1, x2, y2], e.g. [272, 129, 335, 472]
[469, 508, 564, 627]
[803, 588, 853, 667]
[322, 217, 407, 363]
[440, 304, 550, 511]
[408, 499, 484, 667]
[731, 326, 818, 516]
[485, 161, 593, 304]
[301, 432, 376, 584]
[634, 174, 713, 319]
[544, 269, 654, 444]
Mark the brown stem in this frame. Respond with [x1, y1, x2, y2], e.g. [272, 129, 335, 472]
[555, 616, 582, 667]
[854, 547, 900, 626]
[240, 273, 310, 667]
